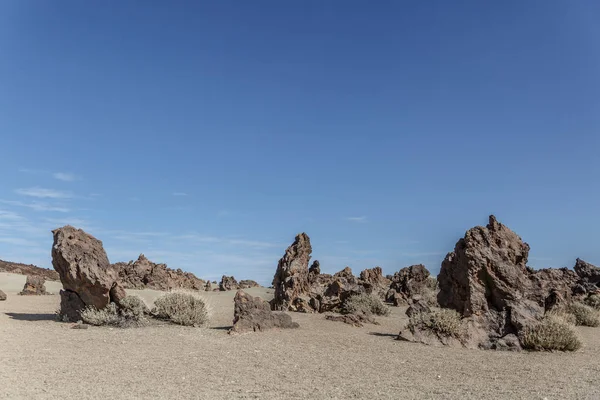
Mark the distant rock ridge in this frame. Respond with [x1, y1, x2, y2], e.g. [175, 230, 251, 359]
[0, 259, 59, 281]
[115, 254, 205, 291]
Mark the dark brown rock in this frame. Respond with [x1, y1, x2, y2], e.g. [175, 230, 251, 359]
[0, 289, 6, 301]
[204, 281, 212, 291]
[434, 215, 546, 349]
[229, 290, 299, 334]
[238, 280, 260, 289]
[116, 254, 205, 291]
[529, 267, 578, 306]
[574, 258, 600, 292]
[405, 297, 431, 318]
[52, 226, 125, 321]
[438, 215, 533, 317]
[387, 264, 435, 305]
[59, 289, 86, 321]
[271, 233, 312, 311]
[308, 260, 320, 283]
[325, 313, 379, 327]
[19, 275, 48, 295]
[219, 275, 239, 291]
[360, 266, 391, 297]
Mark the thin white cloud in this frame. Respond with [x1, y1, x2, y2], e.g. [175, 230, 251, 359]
[0, 200, 70, 213]
[53, 172, 79, 182]
[15, 187, 72, 199]
[172, 192, 187, 196]
[0, 236, 41, 247]
[345, 216, 367, 223]
[0, 210, 24, 220]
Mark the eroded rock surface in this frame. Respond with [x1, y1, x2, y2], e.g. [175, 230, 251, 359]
[116, 254, 205, 291]
[229, 290, 299, 334]
[19, 275, 48, 295]
[52, 226, 125, 321]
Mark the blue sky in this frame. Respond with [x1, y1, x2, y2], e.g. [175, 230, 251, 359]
[1, 1, 599, 284]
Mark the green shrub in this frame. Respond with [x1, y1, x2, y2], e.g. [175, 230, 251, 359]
[584, 294, 600, 310]
[342, 293, 390, 316]
[520, 315, 582, 352]
[80, 296, 149, 327]
[152, 292, 209, 327]
[407, 309, 465, 339]
[568, 302, 600, 327]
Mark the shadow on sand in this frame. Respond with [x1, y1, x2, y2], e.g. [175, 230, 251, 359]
[368, 332, 398, 338]
[5, 312, 56, 322]
[211, 326, 233, 331]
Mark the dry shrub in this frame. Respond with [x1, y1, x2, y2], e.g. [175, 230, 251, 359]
[584, 294, 600, 311]
[343, 293, 390, 316]
[545, 309, 577, 325]
[568, 302, 600, 327]
[152, 291, 209, 327]
[80, 296, 150, 327]
[520, 315, 582, 352]
[407, 309, 465, 339]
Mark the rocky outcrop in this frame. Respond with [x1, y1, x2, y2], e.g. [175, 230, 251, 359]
[238, 280, 260, 289]
[219, 276, 239, 291]
[52, 226, 126, 321]
[271, 233, 313, 311]
[0, 260, 59, 281]
[529, 268, 578, 305]
[574, 258, 600, 294]
[308, 260, 320, 284]
[19, 275, 48, 295]
[0, 290, 6, 301]
[431, 216, 547, 349]
[204, 281, 212, 291]
[359, 267, 390, 297]
[229, 290, 299, 334]
[116, 254, 205, 291]
[387, 264, 433, 305]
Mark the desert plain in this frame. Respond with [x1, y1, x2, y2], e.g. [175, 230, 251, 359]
[1, 273, 599, 400]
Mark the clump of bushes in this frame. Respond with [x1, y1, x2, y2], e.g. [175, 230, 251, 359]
[584, 294, 600, 310]
[342, 293, 390, 316]
[567, 302, 600, 327]
[152, 291, 209, 327]
[520, 315, 582, 352]
[80, 295, 150, 327]
[407, 309, 465, 339]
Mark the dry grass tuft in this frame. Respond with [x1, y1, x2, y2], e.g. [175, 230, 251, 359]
[152, 291, 210, 327]
[80, 296, 150, 327]
[567, 302, 600, 327]
[584, 294, 600, 311]
[407, 308, 465, 339]
[343, 293, 390, 316]
[520, 315, 582, 352]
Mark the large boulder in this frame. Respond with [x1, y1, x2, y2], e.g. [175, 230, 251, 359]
[359, 266, 390, 297]
[438, 215, 534, 317]
[387, 264, 433, 305]
[204, 281, 212, 292]
[529, 267, 578, 305]
[271, 233, 312, 311]
[433, 216, 547, 349]
[309, 267, 365, 313]
[574, 258, 600, 294]
[52, 226, 125, 321]
[229, 290, 299, 334]
[219, 275, 239, 291]
[19, 275, 48, 295]
[116, 254, 205, 291]
[238, 280, 260, 289]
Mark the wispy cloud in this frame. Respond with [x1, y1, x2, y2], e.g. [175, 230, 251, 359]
[15, 187, 72, 199]
[172, 192, 187, 196]
[0, 236, 42, 247]
[345, 216, 367, 223]
[0, 200, 70, 213]
[53, 172, 79, 182]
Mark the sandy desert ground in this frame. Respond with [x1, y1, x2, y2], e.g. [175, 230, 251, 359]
[1, 272, 599, 400]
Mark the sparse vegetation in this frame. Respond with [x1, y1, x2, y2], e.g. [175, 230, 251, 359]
[80, 296, 149, 327]
[520, 315, 582, 352]
[584, 294, 600, 310]
[152, 291, 209, 327]
[342, 293, 390, 316]
[407, 309, 465, 339]
[568, 302, 600, 327]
